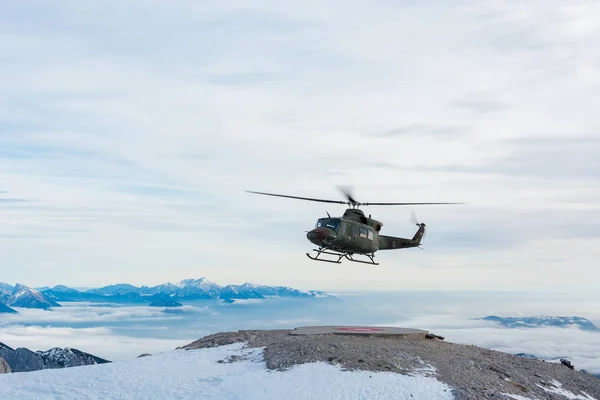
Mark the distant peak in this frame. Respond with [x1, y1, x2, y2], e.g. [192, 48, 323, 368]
[178, 278, 222, 288]
[12, 283, 38, 294]
[180, 277, 208, 283]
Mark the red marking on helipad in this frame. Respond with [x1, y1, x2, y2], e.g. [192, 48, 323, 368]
[335, 327, 385, 332]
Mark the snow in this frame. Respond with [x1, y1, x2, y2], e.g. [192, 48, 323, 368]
[501, 394, 536, 400]
[37, 347, 75, 365]
[178, 278, 222, 292]
[0, 342, 455, 400]
[537, 379, 597, 400]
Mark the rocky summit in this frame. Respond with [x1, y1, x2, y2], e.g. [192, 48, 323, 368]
[178, 329, 600, 400]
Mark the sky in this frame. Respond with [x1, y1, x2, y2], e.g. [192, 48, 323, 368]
[1, 0, 599, 291]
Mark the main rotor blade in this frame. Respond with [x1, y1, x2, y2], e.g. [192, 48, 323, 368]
[362, 202, 464, 206]
[337, 185, 358, 205]
[245, 190, 347, 204]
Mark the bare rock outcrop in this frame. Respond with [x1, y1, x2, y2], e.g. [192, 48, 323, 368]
[0, 357, 11, 374]
[178, 329, 600, 400]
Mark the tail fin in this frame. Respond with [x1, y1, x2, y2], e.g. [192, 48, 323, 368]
[412, 223, 426, 244]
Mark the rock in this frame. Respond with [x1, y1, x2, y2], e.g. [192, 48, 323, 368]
[561, 358, 575, 370]
[0, 357, 11, 373]
[137, 353, 152, 358]
[0, 348, 44, 372]
[426, 333, 445, 340]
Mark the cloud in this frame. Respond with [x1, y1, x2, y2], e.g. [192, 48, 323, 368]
[385, 315, 600, 374]
[0, 0, 599, 291]
[0, 303, 209, 325]
[371, 123, 472, 138]
[0, 303, 211, 360]
[0, 325, 188, 361]
[0, 198, 27, 203]
[418, 136, 600, 181]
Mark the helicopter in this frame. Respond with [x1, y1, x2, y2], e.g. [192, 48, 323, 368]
[246, 188, 463, 265]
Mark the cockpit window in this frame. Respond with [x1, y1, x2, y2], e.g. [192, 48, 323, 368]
[316, 218, 340, 231]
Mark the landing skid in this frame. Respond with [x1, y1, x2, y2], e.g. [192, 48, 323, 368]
[344, 253, 379, 265]
[306, 248, 344, 263]
[306, 248, 379, 265]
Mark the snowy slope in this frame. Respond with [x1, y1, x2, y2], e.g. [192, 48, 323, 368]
[0, 342, 455, 400]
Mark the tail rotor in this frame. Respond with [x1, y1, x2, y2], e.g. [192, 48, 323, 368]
[410, 210, 426, 249]
[410, 211, 426, 233]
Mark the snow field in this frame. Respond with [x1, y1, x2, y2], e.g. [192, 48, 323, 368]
[0, 342, 455, 399]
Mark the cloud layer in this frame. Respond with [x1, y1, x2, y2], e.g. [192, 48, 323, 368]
[388, 315, 600, 374]
[0, 303, 209, 360]
[1, 1, 599, 290]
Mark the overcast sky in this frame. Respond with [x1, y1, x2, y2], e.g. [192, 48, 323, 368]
[1, 0, 599, 291]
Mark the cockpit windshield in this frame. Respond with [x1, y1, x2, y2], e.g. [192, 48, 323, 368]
[315, 217, 340, 231]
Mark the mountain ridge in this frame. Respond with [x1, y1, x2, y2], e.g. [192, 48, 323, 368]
[0, 341, 110, 373]
[480, 315, 600, 331]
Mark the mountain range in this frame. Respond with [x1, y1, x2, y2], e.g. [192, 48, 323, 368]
[480, 315, 600, 331]
[0, 277, 330, 310]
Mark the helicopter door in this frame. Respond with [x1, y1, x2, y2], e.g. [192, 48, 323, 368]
[339, 222, 347, 236]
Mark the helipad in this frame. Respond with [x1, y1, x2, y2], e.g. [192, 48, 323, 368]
[289, 325, 429, 339]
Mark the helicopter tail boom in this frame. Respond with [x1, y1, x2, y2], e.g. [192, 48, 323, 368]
[377, 223, 426, 250]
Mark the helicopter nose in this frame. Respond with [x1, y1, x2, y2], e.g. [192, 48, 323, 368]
[306, 228, 329, 245]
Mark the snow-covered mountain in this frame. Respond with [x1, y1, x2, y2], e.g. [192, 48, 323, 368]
[50, 284, 83, 294]
[138, 282, 180, 295]
[3, 284, 60, 309]
[236, 283, 323, 298]
[481, 315, 600, 331]
[218, 284, 264, 301]
[38, 347, 110, 369]
[178, 278, 223, 293]
[0, 282, 13, 294]
[0, 282, 13, 304]
[38, 277, 329, 304]
[86, 283, 142, 296]
[0, 342, 109, 373]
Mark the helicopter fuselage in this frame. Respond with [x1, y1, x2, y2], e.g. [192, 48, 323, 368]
[304, 208, 425, 263]
[306, 216, 379, 254]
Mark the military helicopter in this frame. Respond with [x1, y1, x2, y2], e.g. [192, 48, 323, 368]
[246, 188, 462, 265]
